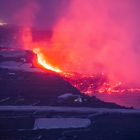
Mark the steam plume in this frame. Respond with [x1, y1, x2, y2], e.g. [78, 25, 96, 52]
[15, 0, 140, 87]
[49, 0, 140, 87]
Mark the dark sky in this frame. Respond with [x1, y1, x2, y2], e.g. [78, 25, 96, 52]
[0, 0, 140, 29]
[0, 0, 71, 29]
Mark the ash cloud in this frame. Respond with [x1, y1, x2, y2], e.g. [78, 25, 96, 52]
[49, 0, 140, 87]
[13, 0, 40, 27]
[5, 0, 140, 87]
[9, 0, 70, 29]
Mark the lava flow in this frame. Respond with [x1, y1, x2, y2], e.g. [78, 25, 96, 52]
[32, 51, 125, 95]
[20, 28, 140, 96]
[33, 47, 62, 73]
[29, 47, 140, 96]
[31, 48, 137, 95]
[20, 27, 62, 73]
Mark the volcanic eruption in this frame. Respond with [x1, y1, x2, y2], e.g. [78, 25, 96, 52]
[17, 0, 140, 96]
[18, 26, 140, 96]
[20, 27, 62, 73]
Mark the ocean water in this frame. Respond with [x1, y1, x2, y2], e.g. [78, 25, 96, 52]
[95, 93, 140, 109]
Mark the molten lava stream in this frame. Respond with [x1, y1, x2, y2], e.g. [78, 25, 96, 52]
[32, 50, 140, 95]
[33, 48, 62, 73]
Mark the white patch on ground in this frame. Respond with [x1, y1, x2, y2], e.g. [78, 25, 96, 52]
[58, 93, 83, 103]
[34, 118, 91, 129]
[58, 93, 76, 99]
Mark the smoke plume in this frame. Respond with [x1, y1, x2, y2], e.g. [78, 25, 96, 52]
[48, 0, 140, 87]
[13, 0, 39, 27]
[16, 0, 140, 87]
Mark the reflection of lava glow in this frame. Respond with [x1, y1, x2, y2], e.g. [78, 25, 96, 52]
[33, 48, 62, 73]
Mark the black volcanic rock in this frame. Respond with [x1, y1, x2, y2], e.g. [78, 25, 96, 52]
[0, 68, 125, 108]
[0, 68, 80, 98]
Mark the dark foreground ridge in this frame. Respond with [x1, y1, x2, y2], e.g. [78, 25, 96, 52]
[0, 67, 125, 108]
[1, 63, 140, 140]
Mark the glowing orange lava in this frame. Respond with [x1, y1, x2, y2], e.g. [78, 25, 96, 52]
[32, 47, 140, 96]
[33, 48, 62, 73]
